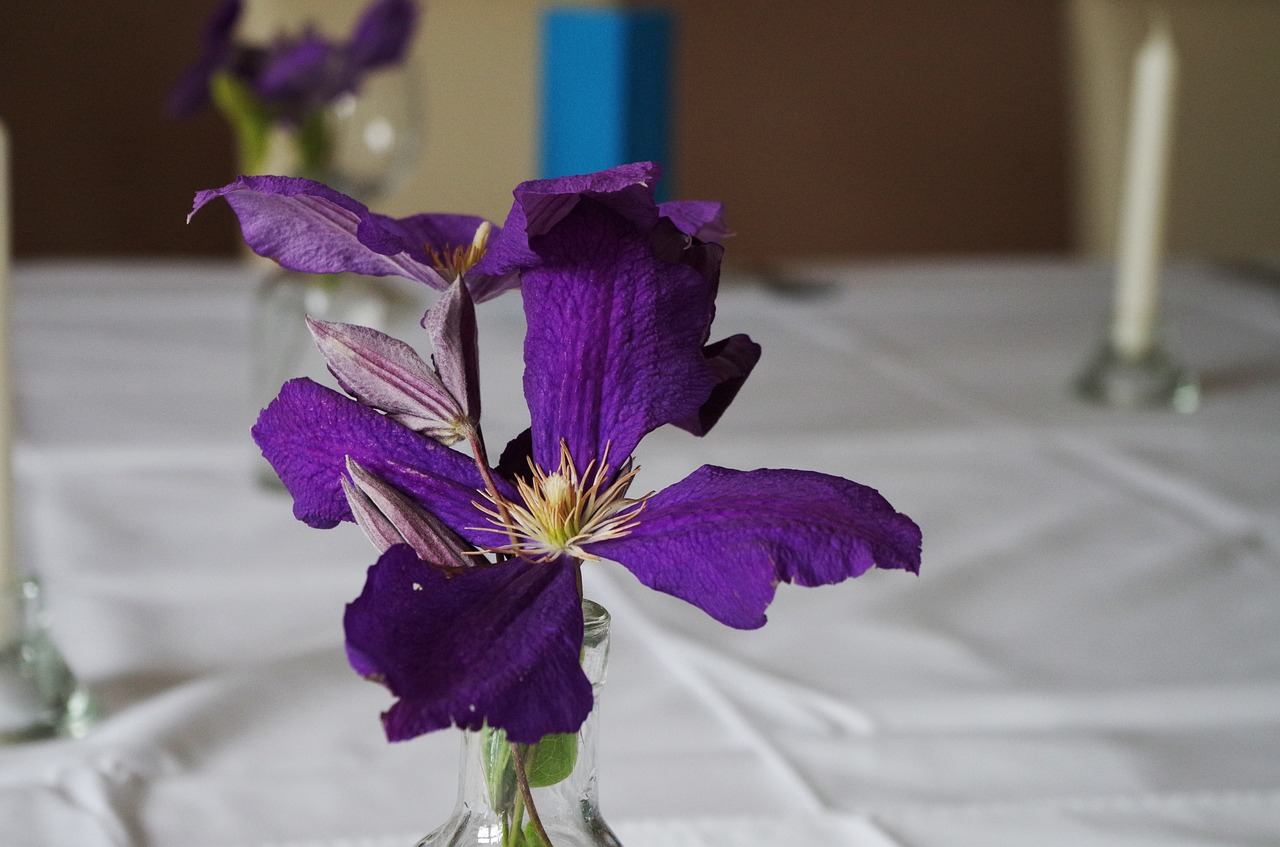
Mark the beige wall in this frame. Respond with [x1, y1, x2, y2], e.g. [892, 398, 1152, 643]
[0, 1, 1073, 258]
[1067, 0, 1280, 260]
[242, 0, 1075, 259]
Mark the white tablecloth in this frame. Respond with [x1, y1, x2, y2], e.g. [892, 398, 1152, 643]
[3, 258, 1278, 846]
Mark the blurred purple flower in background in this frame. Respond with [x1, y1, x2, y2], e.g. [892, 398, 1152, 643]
[168, 0, 418, 123]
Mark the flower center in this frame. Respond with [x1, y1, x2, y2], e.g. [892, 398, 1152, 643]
[428, 221, 491, 280]
[472, 441, 650, 564]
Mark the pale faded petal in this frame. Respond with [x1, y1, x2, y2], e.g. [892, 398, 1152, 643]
[307, 317, 468, 441]
[346, 458, 471, 567]
[342, 475, 403, 553]
[422, 281, 482, 424]
[189, 176, 451, 288]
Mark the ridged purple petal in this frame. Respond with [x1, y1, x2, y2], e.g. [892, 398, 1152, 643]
[521, 199, 716, 470]
[252, 378, 496, 535]
[344, 546, 591, 743]
[673, 334, 762, 436]
[590, 465, 922, 629]
[189, 176, 451, 289]
[476, 162, 662, 278]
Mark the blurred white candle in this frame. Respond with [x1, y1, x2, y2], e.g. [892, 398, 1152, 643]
[1111, 18, 1178, 358]
[1, 120, 15, 635]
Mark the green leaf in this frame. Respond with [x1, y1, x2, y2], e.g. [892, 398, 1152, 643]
[522, 821, 549, 847]
[523, 732, 578, 788]
[209, 72, 273, 174]
[480, 726, 517, 812]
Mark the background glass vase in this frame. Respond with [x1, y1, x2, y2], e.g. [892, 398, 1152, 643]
[251, 270, 410, 488]
[247, 67, 423, 488]
[0, 578, 98, 743]
[256, 67, 423, 200]
[419, 600, 622, 847]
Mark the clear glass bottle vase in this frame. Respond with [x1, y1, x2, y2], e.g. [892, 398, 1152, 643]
[250, 269, 405, 487]
[417, 600, 622, 847]
[257, 65, 422, 200]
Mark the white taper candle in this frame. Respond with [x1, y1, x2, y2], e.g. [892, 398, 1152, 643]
[1, 119, 16, 636]
[1111, 17, 1178, 358]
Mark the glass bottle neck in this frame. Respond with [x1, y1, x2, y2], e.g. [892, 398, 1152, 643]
[423, 599, 620, 847]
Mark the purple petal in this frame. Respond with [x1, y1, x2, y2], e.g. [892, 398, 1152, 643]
[421, 282, 482, 424]
[344, 546, 591, 743]
[189, 176, 451, 289]
[672, 334, 762, 436]
[345, 0, 418, 71]
[306, 317, 466, 440]
[476, 162, 663, 278]
[495, 428, 534, 484]
[389, 214, 516, 301]
[659, 200, 732, 243]
[252, 378, 498, 536]
[380, 212, 486, 261]
[590, 465, 922, 628]
[256, 35, 344, 109]
[167, 0, 243, 116]
[646, 216, 725, 292]
[521, 199, 716, 470]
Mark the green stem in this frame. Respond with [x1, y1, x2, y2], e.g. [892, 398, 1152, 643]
[507, 789, 524, 847]
[512, 743, 554, 847]
[466, 426, 520, 554]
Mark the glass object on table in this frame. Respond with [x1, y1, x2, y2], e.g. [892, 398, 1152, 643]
[255, 65, 423, 199]
[417, 600, 622, 847]
[251, 269, 412, 488]
[0, 577, 99, 743]
[1074, 334, 1200, 413]
[248, 66, 423, 487]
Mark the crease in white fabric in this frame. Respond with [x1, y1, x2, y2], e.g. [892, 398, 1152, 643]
[612, 813, 910, 847]
[1050, 433, 1274, 557]
[16, 443, 248, 476]
[0, 763, 142, 847]
[240, 815, 909, 847]
[867, 786, 1280, 819]
[772, 305, 1016, 429]
[589, 572, 830, 815]
[867, 680, 1280, 733]
[659, 631, 879, 736]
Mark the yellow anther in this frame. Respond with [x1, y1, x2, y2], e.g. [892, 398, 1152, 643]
[470, 441, 651, 563]
[428, 221, 492, 281]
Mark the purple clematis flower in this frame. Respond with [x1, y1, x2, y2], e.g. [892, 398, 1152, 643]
[168, 0, 418, 123]
[251, 162, 921, 745]
[189, 175, 514, 301]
